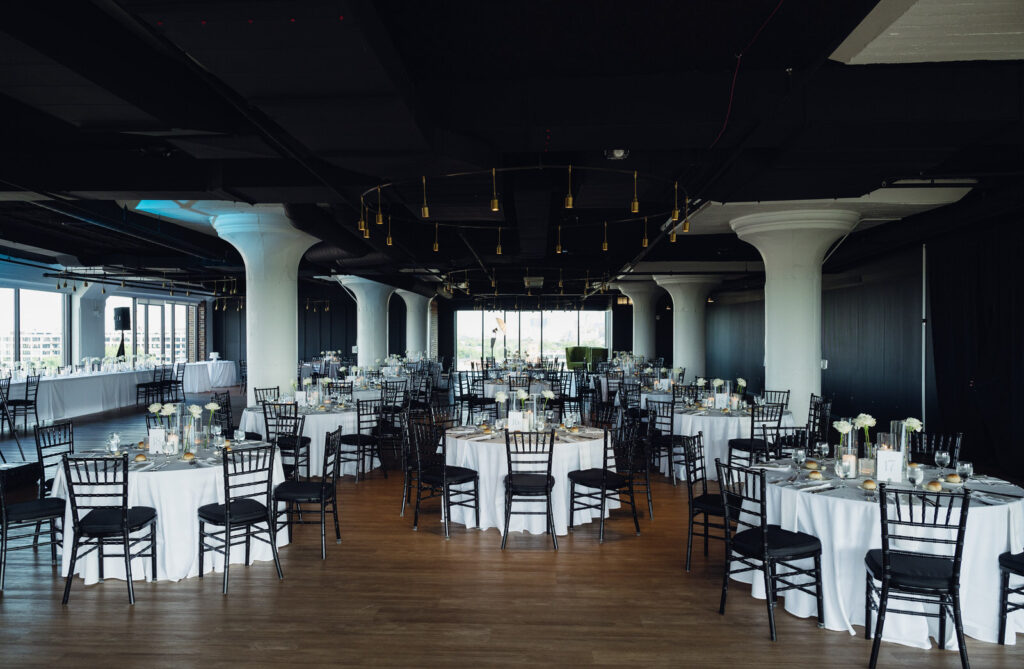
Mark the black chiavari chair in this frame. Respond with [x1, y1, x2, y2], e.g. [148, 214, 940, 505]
[502, 430, 557, 550]
[682, 432, 726, 572]
[568, 424, 640, 543]
[409, 417, 479, 538]
[273, 426, 342, 559]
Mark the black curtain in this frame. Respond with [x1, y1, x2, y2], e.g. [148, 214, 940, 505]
[928, 217, 1024, 473]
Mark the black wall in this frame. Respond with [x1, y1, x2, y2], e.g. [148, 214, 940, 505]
[611, 303, 632, 353]
[436, 299, 455, 367]
[706, 247, 934, 431]
[388, 295, 406, 355]
[654, 292, 673, 365]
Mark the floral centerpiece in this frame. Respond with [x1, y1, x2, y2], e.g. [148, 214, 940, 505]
[205, 401, 220, 427]
[854, 413, 876, 454]
[736, 377, 746, 394]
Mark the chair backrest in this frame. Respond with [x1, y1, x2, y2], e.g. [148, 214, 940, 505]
[505, 430, 555, 479]
[174, 364, 185, 382]
[326, 380, 353, 397]
[211, 390, 233, 431]
[62, 454, 130, 534]
[254, 386, 280, 404]
[761, 425, 809, 460]
[411, 417, 446, 473]
[262, 403, 301, 444]
[877, 483, 970, 587]
[221, 445, 276, 517]
[909, 432, 964, 466]
[807, 393, 832, 443]
[715, 459, 767, 548]
[0, 375, 11, 405]
[762, 389, 790, 409]
[383, 379, 407, 407]
[618, 382, 641, 410]
[34, 420, 74, 483]
[356, 398, 384, 433]
[590, 401, 619, 430]
[321, 426, 344, 489]
[22, 375, 41, 402]
[1, 462, 44, 522]
[612, 420, 641, 474]
[646, 398, 675, 437]
[508, 375, 531, 391]
[683, 432, 709, 501]
[748, 403, 784, 439]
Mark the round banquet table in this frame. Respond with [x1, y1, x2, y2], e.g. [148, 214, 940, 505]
[730, 462, 1024, 649]
[50, 447, 287, 584]
[482, 380, 551, 399]
[181, 360, 238, 394]
[444, 427, 618, 536]
[239, 406, 376, 478]
[663, 408, 795, 480]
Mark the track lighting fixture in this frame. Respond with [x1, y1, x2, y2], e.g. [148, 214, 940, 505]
[433, 223, 439, 252]
[602, 221, 608, 252]
[496, 226, 502, 255]
[672, 181, 680, 222]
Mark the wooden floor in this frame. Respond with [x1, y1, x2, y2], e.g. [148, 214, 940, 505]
[1, 399, 1022, 667]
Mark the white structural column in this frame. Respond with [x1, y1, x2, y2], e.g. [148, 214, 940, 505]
[333, 276, 395, 368]
[395, 289, 431, 358]
[213, 207, 317, 405]
[71, 283, 106, 361]
[653, 275, 720, 379]
[730, 210, 859, 421]
[612, 281, 664, 361]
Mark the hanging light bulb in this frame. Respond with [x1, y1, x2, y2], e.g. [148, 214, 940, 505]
[558, 268, 563, 288]
[305, 298, 310, 311]
[420, 176, 430, 219]
[325, 301, 330, 312]
[642, 216, 648, 248]
[556, 224, 562, 254]
[683, 196, 691, 233]
[670, 223, 677, 243]
[63, 279, 68, 288]
[358, 199, 366, 232]
[313, 304, 318, 313]
[490, 167, 500, 212]
[56, 280, 61, 290]
[496, 226, 502, 255]
[72, 281, 77, 292]
[376, 186, 384, 225]
[630, 170, 640, 213]
[602, 221, 608, 252]
[564, 165, 574, 209]
[236, 300, 241, 312]
[432, 222, 439, 252]
[101, 285, 106, 294]
[169, 288, 174, 296]
[83, 279, 89, 287]
[671, 181, 681, 222]
[585, 270, 590, 291]
[363, 220, 370, 238]
[386, 215, 393, 247]
[186, 289, 190, 297]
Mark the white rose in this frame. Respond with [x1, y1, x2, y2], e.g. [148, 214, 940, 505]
[853, 413, 876, 429]
[904, 417, 923, 432]
[303, 377, 312, 386]
[542, 390, 555, 400]
[696, 378, 706, 387]
[516, 389, 529, 400]
[148, 403, 162, 414]
[188, 405, 203, 418]
[712, 378, 724, 388]
[494, 391, 508, 403]
[833, 420, 853, 435]
[736, 378, 746, 387]
[204, 402, 220, 412]
[162, 403, 176, 414]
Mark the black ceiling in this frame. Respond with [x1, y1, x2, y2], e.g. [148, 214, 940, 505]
[1, 1, 1022, 306]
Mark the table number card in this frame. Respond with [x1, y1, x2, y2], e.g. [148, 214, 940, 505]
[148, 427, 165, 455]
[875, 449, 904, 483]
[508, 411, 524, 432]
[294, 390, 307, 405]
[714, 392, 728, 410]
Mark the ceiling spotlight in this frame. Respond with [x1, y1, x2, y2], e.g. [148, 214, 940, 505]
[604, 148, 630, 161]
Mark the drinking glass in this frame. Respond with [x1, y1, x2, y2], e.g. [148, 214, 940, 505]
[833, 458, 846, 480]
[793, 448, 806, 467]
[934, 450, 950, 472]
[908, 465, 924, 488]
[211, 424, 222, 437]
[815, 441, 829, 461]
[234, 429, 245, 442]
[956, 461, 973, 479]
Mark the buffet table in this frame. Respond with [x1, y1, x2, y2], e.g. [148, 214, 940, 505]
[51, 446, 287, 584]
[7, 369, 154, 424]
[444, 427, 616, 535]
[731, 461, 1024, 649]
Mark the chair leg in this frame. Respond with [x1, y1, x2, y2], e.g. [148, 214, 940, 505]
[62, 533, 81, 605]
[412, 482, 422, 531]
[865, 574, 873, 639]
[320, 501, 327, 559]
[222, 523, 231, 595]
[719, 552, 731, 614]
[501, 489, 512, 550]
[442, 484, 451, 540]
[123, 534, 135, 605]
[939, 595, 948, 650]
[332, 493, 342, 544]
[50, 519, 59, 565]
[269, 519, 284, 581]
[198, 522, 205, 577]
[951, 592, 969, 669]
[0, 530, 7, 590]
[568, 482, 576, 531]
[628, 484, 640, 536]
[150, 524, 157, 578]
[547, 494, 558, 551]
[400, 470, 410, 516]
[98, 542, 104, 582]
[644, 469, 654, 519]
[764, 561, 777, 641]
[999, 569, 1009, 644]
[814, 554, 824, 628]
[869, 585, 889, 669]
[473, 478, 480, 529]
[685, 512, 695, 573]
[598, 487, 607, 544]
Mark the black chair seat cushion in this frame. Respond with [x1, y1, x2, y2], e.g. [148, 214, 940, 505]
[7, 496, 66, 523]
[504, 472, 555, 495]
[245, 431, 263, 441]
[732, 524, 821, 559]
[691, 492, 725, 515]
[274, 480, 324, 502]
[567, 467, 627, 490]
[5, 399, 34, 407]
[468, 397, 496, 406]
[80, 506, 156, 534]
[338, 433, 375, 446]
[198, 499, 269, 525]
[420, 465, 477, 486]
[999, 551, 1024, 574]
[370, 426, 402, 438]
[865, 549, 955, 590]
[277, 435, 311, 449]
[728, 438, 769, 452]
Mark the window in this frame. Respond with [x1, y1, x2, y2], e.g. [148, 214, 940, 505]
[147, 305, 162, 360]
[104, 296, 134, 358]
[0, 288, 13, 365]
[519, 311, 541, 364]
[454, 309, 609, 367]
[163, 304, 173, 363]
[455, 310, 482, 370]
[135, 303, 146, 357]
[579, 310, 607, 349]
[174, 304, 187, 362]
[542, 310, 578, 361]
[19, 289, 64, 368]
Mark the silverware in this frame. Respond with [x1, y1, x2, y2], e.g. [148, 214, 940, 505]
[808, 486, 835, 494]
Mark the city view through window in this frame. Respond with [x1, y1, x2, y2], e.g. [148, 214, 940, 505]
[456, 309, 608, 370]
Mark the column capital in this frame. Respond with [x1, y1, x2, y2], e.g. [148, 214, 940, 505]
[611, 280, 664, 300]
[332, 275, 396, 367]
[212, 205, 317, 268]
[730, 210, 859, 259]
[333, 275, 396, 293]
[652, 274, 722, 289]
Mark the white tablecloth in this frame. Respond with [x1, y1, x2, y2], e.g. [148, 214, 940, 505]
[482, 380, 551, 399]
[444, 428, 617, 535]
[7, 370, 154, 424]
[239, 407, 374, 478]
[182, 361, 238, 394]
[50, 450, 287, 584]
[729, 465, 1024, 649]
[665, 409, 795, 480]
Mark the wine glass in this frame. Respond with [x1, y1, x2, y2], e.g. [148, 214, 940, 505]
[908, 464, 924, 488]
[956, 461, 973, 480]
[815, 441, 829, 461]
[793, 448, 806, 468]
[934, 450, 950, 473]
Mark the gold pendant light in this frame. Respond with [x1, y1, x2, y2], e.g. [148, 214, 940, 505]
[386, 215, 393, 246]
[358, 199, 366, 232]
[671, 181, 680, 222]
[585, 270, 590, 291]
[630, 170, 639, 213]
[564, 165, 574, 209]
[490, 167, 500, 212]
[432, 222, 439, 252]
[375, 186, 384, 225]
[602, 221, 608, 251]
[420, 176, 430, 219]
[642, 216, 648, 248]
[558, 268, 563, 289]
[555, 224, 562, 254]
[496, 226, 502, 255]
[682, 196, 691, 233]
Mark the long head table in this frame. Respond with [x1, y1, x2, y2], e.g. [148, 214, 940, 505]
[7, 369, 155, 424]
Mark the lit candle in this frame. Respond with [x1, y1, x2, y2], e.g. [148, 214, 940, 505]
[842, 453, 857, 478]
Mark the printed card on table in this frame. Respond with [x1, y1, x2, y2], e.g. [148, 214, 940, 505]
[875, 449, 904, 483]
[148, 428, 165, 455]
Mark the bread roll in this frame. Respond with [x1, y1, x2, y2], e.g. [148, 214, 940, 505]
[182, 452, 195, 461]
[808, 471, 823, 481]
[862, 479, 877, 490]
[924, 480, 942, 492]
[134, 454, 147, 463]
[944, 473, 962, 484]
[804, 460, 819, 470]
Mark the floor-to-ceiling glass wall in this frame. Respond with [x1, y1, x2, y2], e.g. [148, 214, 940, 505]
[455, 310, 483, 370]
[519, 311, 542, 364]
[104, 296, 134, 357]
[174, 304, 187, 362]
[0, 288, 13, 366]
[454, 308, 608, 370]
[19, 289, 64, 370]
[147, 304, 162, 361]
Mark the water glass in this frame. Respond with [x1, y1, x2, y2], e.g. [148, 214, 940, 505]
[934, 450, 950, 471]
[956, 461, 973, 479]
[908, 465, 924, 488]
[234, 429, 245, 442]
[815, 441, 829, 461]
[793, 448, 806, 467]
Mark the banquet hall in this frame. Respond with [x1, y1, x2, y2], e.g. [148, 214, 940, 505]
[1, 2, 1023, 667]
